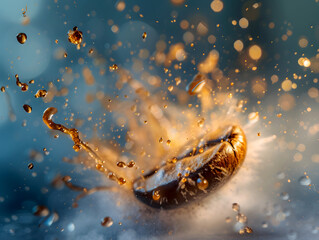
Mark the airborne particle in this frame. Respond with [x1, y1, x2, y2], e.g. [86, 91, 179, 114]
[17, 33, 27, 44]
[1, 86, 5, 92]
[101, 217, 113, 227]
[23, 104, 32, 113]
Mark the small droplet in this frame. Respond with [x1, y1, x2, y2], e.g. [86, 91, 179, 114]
[236, 213, 247, 223]
[152, 190, 160, 201]
[89, 48, 94, 54]
[232, 203, 240, 212]
[117, 177, 126, 185]
[17, 33, 27, 44]
[142, 32, 147, 39]
[28, 163, 34, 169]
[32, 205, 49, 217]
[101, 217, 113, 227]
[23, 104, 32, 113]
[197, 118, 205, 128]
[186, 73, 206, 96]
[1, 86, 5, 92]
[197, 177, 209, 190]
[117, 161, 126, 168]
[127, 160, 135, 168]
[34, 89, 47, 98]
[299, 176, 311, 186]
[109, 64, 118, 71]
[159, 137, 163, 143]
[63, 52, 68, 58]
[280, 192, 289, 200]
[244, 226, 253, 234]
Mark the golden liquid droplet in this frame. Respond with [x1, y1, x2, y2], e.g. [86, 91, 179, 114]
[17, 33, 27, 44]
[197, 177, 209, 190]
[101, 217, 113, 227]
[35, 89, 47, 98]
[109, 64, 118, 71]
[63, 52, 67, 58]
[186, 73, 206, 96]
[117, 177, 126, 185]
[89, 49, 94, 54]
[142, 32, 147, 39]
[29, 80, 34, 84]
[28, 163, 34, 169]
[127, 160, 135, 168]
[152, 190, 160, 201]
[15, 74, 29, 92]
[23, 104, 32, 113]
[1, 87, 5, 92]
[244, 226, 253, 234]
[117, 161, 126, 168]
[159, 137, 163, 143]
[68, 27, 83, 49]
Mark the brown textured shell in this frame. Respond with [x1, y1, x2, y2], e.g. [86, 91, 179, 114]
[133, 125, 247, 209]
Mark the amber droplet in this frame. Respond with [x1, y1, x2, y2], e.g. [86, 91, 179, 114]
[1, 86, 5, 92]
[117, 161, 126, 168]
[29, 80, 34, 84]
[23, 104, 32, 113]
[197, 177, 209, 190]
[101, 217, 113, 227]
[244, 226, 253, 234]
[89, 49, 94, 54]
[17, 33, 27, 44]
[15, 74, 29, 92]
[63, 52, 67, 58]
[232, 203, 240, 212]
[109, 64, 118, 71]
[152, 190, 160, 201]
[32, 205, 49, 217]
[68, 26, 83, 49]
[35, 89, 47, 98]
[142, 32, 147, 39]
[117, 177, 126, 185]
[127, 160, 135, 168]
[28, 163, 34, 169]
[186, 73, 206, 96]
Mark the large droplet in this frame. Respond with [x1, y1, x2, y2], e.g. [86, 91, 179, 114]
[17, 33, 27, 44]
